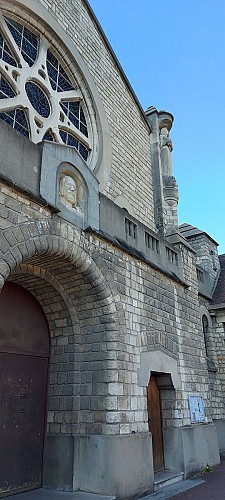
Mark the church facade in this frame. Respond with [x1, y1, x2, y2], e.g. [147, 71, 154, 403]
[0, 1, 224, 499]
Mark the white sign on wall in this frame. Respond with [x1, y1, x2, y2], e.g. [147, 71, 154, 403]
[189, 395, 205, 423]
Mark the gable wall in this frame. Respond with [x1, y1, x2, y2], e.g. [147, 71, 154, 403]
[38, 0, 155, 228]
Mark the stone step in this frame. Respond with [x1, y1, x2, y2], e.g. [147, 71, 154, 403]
[138, 478, 205, 499]
[153, 470, 184, 492]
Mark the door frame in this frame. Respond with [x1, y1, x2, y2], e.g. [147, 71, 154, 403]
[147, 372, 164, 472]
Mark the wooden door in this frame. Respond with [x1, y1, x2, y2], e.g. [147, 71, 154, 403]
[0, 353, 48, 496]
[147, 374, 164, 472]
[0, 282, 49, 497]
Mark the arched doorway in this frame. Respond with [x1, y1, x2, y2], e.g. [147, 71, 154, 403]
[0, 282, 50, 497]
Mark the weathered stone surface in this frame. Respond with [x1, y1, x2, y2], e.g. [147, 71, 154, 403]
[0, 1, 223, 498]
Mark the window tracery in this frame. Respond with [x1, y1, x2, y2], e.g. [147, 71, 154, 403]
[0, 14, 90, 161]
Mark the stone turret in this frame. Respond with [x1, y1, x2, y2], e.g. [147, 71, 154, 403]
[179, 223, 220, 292]
[146, 107, 179, 235]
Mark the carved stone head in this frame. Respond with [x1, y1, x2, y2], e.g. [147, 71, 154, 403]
[59, 175, 77, 209]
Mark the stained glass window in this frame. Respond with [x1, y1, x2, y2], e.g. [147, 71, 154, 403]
[47, 50, 74, 92]
[5, 17, 38, 66]
[0, 31, 17, 66]
[60, 101, 88, 137]
[43, 129, 55, 142]
[0, 108, 29, 138]
[0, 16, 90, 160]
[0, 75, 15, 99]
[25, 82, 51, 118]
[59, 130, 88, 161]
[78, 142, 89, 161]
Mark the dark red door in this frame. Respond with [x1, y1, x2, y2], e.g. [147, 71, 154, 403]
[0, 353, 48, 495]
[0, 283, 49, 497]
[147, 374, 164, 472]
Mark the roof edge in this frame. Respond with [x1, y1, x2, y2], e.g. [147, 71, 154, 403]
[209, 303, 225, 311]
[83, 0, 151, 132]
[179, 224, 219, 247]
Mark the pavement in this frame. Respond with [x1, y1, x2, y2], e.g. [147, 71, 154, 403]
[1, 491, 115, 500]
[169, 454, 225, 500]
[5, 455, 225, 500]
[138, 478, 205, 500]
[140, 454, 225, 500]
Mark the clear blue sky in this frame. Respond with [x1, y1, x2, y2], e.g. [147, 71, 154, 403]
[88, 0, 225, 254]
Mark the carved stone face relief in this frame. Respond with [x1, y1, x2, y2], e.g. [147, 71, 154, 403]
[59, 175, 78, 210]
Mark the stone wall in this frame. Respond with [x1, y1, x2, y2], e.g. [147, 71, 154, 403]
[0, 0, 223, 494]
[0, 179, 214, 435]
[35, 0, 155, 228]
[186, 234, 220, 292]
[208, 309, 225, 422]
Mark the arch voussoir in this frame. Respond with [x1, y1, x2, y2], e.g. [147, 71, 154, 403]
[0, 220, 119, 319]
[0, 235, 10, 254]
[0, 259, 10, 285]
[10, 245, 23, 267]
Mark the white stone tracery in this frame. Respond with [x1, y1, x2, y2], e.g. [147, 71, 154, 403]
[0, 12, 91, 160]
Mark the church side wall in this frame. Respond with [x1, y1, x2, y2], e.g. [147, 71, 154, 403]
[0, 1, 222, 493]
[197, 295, 225, 425]
[0, 179, 214, 430]
[210, 311, 225, 450]
[0, 179, 220, 491]
[38, 0, 154, 228]
[186, 234, 220, 291]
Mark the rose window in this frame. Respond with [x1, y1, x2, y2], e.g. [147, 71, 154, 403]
[0, 15, 90, 161]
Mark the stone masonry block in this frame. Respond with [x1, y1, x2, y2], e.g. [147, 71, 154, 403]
[0, 236, 9, 254]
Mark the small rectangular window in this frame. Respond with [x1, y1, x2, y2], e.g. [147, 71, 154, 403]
[145, 232, 159, 253]
[125, 218, 137, 239]
[166, 246, 178, 265]
[197, 269, 204, 283]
